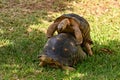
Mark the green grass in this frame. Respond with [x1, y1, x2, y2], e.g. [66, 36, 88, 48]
[0, 0, 120, 80]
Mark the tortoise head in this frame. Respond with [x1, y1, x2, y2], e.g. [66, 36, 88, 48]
[38, 54, 61, 67]
[57, 18, 70, 32]
[38, 54, 53, 63]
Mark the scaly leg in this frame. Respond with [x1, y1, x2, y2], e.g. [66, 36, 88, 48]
[61, 65, 76, 71]
[39, 61, 46, 66]
[85, 42, 93, 56]
[46, 22, 59, 38]
[57, 18, 70, 31]
[70, 19, 83, 45]
[73, 26, 83, 45]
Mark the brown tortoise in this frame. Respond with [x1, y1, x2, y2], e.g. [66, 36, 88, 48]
[46, 13, 93, 55]
[38, 33, 86, 71]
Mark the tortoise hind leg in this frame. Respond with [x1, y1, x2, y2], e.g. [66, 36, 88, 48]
[84, 42, 93, 56]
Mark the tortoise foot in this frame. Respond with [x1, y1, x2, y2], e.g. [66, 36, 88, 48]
[39, 62, 46, 66]
[62, 66, 76, 71]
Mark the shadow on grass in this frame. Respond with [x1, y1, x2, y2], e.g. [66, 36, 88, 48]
[73, 39, 120, 79]
[0, 7, 47, 80]
[0, 0, 74, 13]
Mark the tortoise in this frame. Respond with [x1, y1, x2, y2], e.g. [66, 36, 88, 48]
[38, 33, 86, 71]
[46, 13, 93, 55]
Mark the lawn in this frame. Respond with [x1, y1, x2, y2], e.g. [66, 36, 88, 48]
[0, 0, 120, 80]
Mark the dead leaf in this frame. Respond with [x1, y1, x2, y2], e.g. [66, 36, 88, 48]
[100, 48, 113, 54]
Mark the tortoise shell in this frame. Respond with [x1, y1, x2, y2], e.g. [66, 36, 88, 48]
[54, 13, 93, 45]
[40, 33, 86, 66]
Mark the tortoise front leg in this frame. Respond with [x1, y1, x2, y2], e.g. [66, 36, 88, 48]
[46, 22, 59, 38]
[73, 25, 83, 45]
[39, 61, 46, 66]
[61, 65, 76, 71]
[55, 62, 76, 71]
[57, 18, 70, 32]
[70, 19, 83, 45]
[84, 42, 93, 56]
